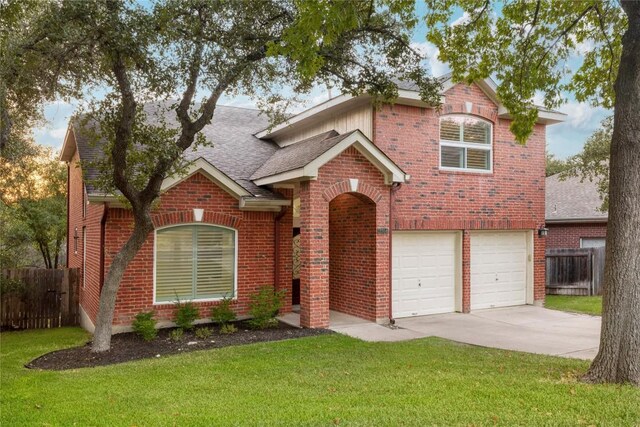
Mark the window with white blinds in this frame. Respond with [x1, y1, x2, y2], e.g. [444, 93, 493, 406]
[155, 225, 236, 303]
[439, 116, 492, 171]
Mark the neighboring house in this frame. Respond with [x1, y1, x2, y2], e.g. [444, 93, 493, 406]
[545, 174, 608, 249]
[61, 74, 565, 332]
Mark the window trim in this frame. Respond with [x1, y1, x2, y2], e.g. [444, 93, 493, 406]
[152, 223, 238, 305]
[439, 114, 493, 173]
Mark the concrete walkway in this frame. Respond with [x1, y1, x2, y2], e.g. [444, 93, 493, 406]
[325, 306, 601, 360]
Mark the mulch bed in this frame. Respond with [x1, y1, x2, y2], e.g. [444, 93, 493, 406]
[27, 321, 332, 371]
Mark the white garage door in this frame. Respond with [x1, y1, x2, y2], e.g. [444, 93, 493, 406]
[392, 232, 458, 318]
[471, 232, 528, 310]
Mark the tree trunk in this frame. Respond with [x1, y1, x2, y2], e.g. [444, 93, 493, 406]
[37, 241, 50, 269]
[91, 210, 154, 352]
[584, 1, 640, 386]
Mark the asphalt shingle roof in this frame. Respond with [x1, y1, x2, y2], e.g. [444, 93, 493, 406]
[545, 174, 608, 222]
[72, 103, 281, 199]
[250, 130, 356, 180]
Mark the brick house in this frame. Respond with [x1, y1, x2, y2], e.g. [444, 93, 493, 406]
[545, 174, 608, 249]
[61, 75, 565, 332]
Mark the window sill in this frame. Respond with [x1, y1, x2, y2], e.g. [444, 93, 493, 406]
[439, 167, 494, 176]
[153, 296, 237, 306]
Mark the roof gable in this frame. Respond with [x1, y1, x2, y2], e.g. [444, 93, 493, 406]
[252, 130, 407, 186]
[162, 157, 251, 199]
[256, 74, 566, 140]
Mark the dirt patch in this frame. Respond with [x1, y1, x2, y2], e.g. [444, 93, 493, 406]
[27, 321, 332, 370]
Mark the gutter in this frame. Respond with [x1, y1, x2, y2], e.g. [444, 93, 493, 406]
[545, 218, 608, 224]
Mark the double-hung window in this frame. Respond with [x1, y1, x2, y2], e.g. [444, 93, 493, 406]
[440, 116, 493, 172]
[154, 225, 236, 303]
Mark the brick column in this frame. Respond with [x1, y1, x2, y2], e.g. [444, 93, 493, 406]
[275, 188, 294, 314]
[533, 232, 546, 304]
[374, 191, 391, 323]
[299, 181, 330, 328]
[461, 230, 471, 313]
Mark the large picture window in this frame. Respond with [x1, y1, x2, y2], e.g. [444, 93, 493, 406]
[154, 225, 236, 303]
[440, 116, 492, 171]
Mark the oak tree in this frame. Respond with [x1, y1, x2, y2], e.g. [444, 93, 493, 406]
[425, 0, 638, 385]
[2, 0, 441, 351]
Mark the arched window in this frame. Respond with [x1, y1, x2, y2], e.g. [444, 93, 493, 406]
[439, 115, 493, 172]
[154, 224, 236, 303]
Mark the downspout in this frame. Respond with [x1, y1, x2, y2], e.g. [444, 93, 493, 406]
[99, 203, 108, 291]
[66, 162, 70, 268]
[388, 182, 401, 324]
[274, 207, 288, 291]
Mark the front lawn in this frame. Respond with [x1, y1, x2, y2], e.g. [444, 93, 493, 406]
[2, 328, 638, 426]
[545, 295, 603, 316]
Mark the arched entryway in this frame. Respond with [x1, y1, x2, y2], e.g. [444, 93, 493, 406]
[329, 192, 377, 321]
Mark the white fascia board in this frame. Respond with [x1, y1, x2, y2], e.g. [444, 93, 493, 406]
[498, 106, 567, 124]
[87, 193, 125, 208]
[253, 168, 305, 186]
[254, 130, 407, 186]
[59, 125, 76, 162]
[161, 157, 251, 199]
[255, 94, 355, 139]
[396, 90, 444, 107]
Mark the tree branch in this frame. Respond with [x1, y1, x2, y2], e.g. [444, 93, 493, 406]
[594, 3, 615, 86]
[138, 45, 268, 204]
[105, 1, 139, 206]
[516, 0, 541, 98]
[536, 3, 596, 70]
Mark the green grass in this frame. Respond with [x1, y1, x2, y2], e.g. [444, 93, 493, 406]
[545, 295, 603, 316]
[2, 328, 638, 426]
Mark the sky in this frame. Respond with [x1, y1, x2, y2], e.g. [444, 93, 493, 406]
[33, 5, 611, 160]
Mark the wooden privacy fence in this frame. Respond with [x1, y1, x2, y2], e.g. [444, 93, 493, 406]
[545, 248, 605, 296]
[1, 268, 79, 330]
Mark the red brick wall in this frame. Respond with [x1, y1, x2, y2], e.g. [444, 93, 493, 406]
[373, 83, 547, 305]
[329, 193, 377, 320]
[299, 147, 391, 327]
[67, 147, 105, 325]
[96, 172, 288, 326]
[547, 223, 607, 249]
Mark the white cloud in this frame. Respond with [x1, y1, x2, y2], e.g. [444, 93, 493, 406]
[50, 127, 68, 139]
[559, 101, 608, 129]
[450, 12, 471, 27]
[569, 34, 595, 55]
[410, 42, 450, 77]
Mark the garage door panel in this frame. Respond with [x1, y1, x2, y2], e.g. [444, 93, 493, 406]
[392, 232, 458, 318]
[471, 232, 528, 310]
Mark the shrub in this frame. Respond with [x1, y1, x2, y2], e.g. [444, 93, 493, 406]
[132, 311, 157, 341]
[220, 323, 237, 334]
[248, 286, 285, 329]
[195, 327, 212, 339]
[170, 328, 184, 341]
[174, 299, 199, 331]
[211, 296, 236, 325]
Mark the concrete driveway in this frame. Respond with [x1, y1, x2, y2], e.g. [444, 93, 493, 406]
[330, 306, 601, 360]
